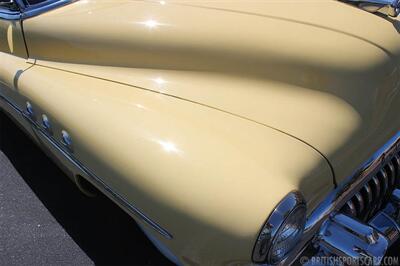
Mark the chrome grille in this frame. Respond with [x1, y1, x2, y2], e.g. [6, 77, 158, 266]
[341, 152, 400, 221]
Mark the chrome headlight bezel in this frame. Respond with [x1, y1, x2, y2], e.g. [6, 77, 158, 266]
[252, 191, 307, 264]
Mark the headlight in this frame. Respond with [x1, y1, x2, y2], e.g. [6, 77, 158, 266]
[252, 191, 306, 264]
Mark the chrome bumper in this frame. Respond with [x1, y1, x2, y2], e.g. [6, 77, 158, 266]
[303, 189, 400, 265]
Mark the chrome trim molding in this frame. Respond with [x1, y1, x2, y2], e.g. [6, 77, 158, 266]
[0, 93, 22, 113]
[138, 223, 183, 266]
[0, 94, 173, 240]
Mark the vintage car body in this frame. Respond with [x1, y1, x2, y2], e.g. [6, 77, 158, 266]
[0, 0, 399, 265]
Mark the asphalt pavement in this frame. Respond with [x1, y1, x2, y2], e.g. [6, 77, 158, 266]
[0, 110, 399, 266]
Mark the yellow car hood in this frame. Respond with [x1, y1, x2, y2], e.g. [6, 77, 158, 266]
[24, 0, 400, 182]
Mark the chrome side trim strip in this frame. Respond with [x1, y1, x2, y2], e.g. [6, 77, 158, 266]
[0, 93, 21, 113]
[0, 94, 173, 239]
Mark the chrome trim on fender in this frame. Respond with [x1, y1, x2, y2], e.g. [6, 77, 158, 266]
[0, 93, 23, 115]
[0, 94, 173, 240]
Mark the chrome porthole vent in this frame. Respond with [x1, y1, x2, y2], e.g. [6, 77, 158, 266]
[252, 191, 307, 264]
[25, 101, 34, 118]
[41, 114, 52, 132]
[61, 130, 73, 151]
